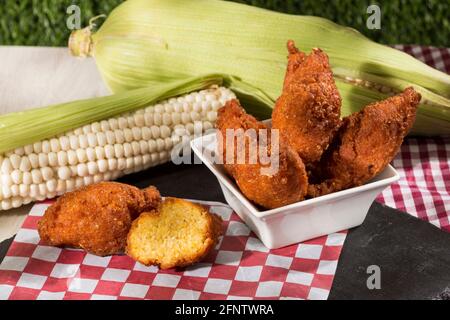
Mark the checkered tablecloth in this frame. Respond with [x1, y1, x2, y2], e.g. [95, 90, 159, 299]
[377, 45, 450, 232]
[377, 137, 450, 232]
[0, 201, 346, 300]
[0, 45, 449, 300]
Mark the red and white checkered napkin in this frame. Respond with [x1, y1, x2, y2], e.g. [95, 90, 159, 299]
[377, 137, 450, 232]
[378, 46, 450, 233]
[0, 201, 346, 300]
[392, 45, 450, 74]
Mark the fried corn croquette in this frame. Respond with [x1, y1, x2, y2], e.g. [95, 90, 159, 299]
[272, 40, 342, 166]
[216, 99, 267, 178]
[126, 198, 222, 269]
[217, 99, 308, 209]
[308, 87, 421, 197]
[38, 182, 161, 256]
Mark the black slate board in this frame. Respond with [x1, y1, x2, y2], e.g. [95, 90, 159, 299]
[1, 162, 449, 300]
[328, 202, 450, 300]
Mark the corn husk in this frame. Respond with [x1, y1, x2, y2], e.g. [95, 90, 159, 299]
[69, 0, 450, 136]
[0, 74, 270, 154]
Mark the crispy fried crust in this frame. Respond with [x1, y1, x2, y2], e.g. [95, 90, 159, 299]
[38, 182, 161, 256]
[126, 198, 223, 269]
[216, 99, 308, 209]
[283, 40, 306, 90]
[308, 87, 421, 197]
[216, 99, 268, 177]
[272, 40, 342, 166]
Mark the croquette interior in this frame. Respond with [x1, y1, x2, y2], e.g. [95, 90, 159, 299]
[127, 198, 222, 269]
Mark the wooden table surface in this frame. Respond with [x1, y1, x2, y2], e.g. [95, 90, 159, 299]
[0, 46, 109, 242]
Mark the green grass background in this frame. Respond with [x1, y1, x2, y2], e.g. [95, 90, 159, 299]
[0, 0, 448, 47]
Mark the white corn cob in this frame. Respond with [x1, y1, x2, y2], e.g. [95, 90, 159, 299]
[0, 86, 236, 211]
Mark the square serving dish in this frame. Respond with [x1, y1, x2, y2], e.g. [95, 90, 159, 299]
[190, 130, 400, 249]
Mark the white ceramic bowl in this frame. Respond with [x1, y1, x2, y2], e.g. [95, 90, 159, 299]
[190, 130, 400, 249]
